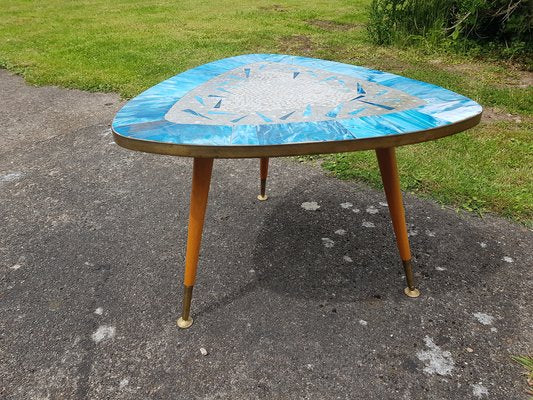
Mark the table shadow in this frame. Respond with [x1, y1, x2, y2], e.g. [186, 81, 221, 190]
[196, 179, 507, 317]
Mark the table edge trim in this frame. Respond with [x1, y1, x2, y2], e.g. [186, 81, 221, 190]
[112, 112, 482, 158]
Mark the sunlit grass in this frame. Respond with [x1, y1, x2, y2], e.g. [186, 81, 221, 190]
[512, 355, 533, 398]
[321, 121, 533, 225]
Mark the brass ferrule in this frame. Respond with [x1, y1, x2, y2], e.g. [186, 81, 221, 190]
[402, 259, 416, 291]
[181, 285, 194, 321]
[260, 178, 267, 197]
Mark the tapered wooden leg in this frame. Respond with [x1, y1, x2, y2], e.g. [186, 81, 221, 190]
[257, 157, 269, 201]
[177, 157, 214, 329]
[375, 147, 420, 298]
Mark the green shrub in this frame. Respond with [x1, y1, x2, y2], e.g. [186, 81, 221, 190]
[368, 0, 533, 61]
[368, 0, 450, 46]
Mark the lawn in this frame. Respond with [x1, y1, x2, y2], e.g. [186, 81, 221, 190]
[1, 0, 531, 225]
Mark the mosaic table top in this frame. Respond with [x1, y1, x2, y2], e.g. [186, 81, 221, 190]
[112, 54, 482, 157]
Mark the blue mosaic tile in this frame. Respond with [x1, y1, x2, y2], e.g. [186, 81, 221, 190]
[280, 111, 296, 120]
[113, 54, 482, 147]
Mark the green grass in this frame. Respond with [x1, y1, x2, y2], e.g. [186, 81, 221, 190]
[0, 0, 531, 224]
[512, 355, 533, 398]
[0, 0, 371, 97]
[321, 121, 532, 222]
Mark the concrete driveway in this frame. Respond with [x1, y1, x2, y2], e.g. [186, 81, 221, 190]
[1, 69, 531, 399]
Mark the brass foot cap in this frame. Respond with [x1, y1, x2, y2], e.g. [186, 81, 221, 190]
[257, 194, 268, 201]
[404, 287, 421, 298]
[177, 317, 193, 329]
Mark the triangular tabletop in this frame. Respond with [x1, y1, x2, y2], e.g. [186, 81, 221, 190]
[112, 54, 482, 158]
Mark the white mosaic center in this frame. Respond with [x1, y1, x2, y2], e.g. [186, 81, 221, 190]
[214, 68, 349, 111]
[165, 62, 424, 126]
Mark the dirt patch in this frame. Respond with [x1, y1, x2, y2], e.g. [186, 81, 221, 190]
[369, 56, 412, 73]
[347, 49, 413, 73]
[308, 19, 362, 31]
[430, 59, 533, 88]
[259, 4, 287, 12]
[485, 63, 533, 88]
[482, 107, 524, 123]
[508, 69, 533, 88]
[279, 35, 314, 55]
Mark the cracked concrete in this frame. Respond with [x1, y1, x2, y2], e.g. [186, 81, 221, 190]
[1, 69, 532, 399]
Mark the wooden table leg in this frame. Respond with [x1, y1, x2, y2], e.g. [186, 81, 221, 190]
[177, 157, 214, 329]
[257, 157, 269, 201]
[375, 147, 420, 298]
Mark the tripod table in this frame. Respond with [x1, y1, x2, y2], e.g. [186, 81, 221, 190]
[112, 54, 482, 328]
